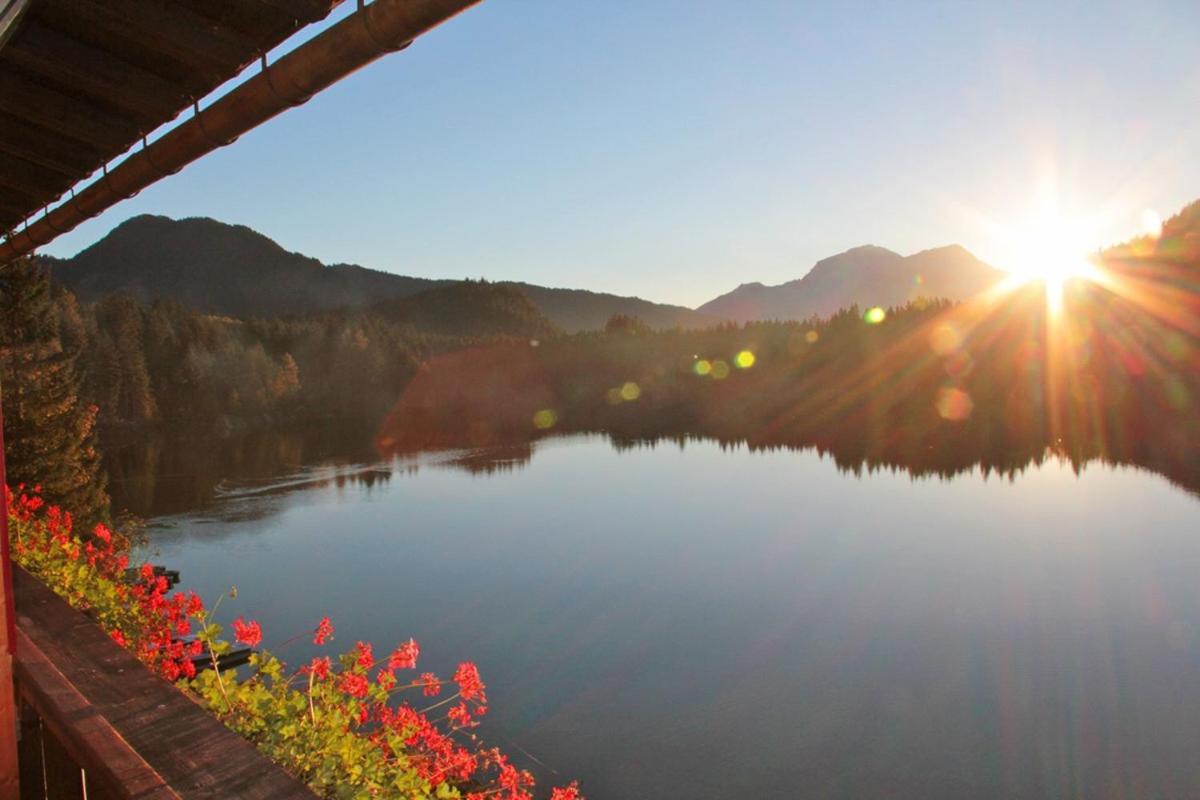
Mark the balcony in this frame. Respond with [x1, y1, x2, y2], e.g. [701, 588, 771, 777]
[12, 565, 313, 799]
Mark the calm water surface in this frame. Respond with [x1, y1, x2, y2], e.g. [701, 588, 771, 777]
[122, 434, 1200, 799]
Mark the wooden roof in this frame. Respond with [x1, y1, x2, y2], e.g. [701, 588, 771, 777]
[0, 0, 343, 233]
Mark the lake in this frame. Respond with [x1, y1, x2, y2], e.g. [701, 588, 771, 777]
[113, 432, 1200, 799]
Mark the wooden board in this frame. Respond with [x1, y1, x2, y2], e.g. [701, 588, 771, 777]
[13, 567, 314, 799]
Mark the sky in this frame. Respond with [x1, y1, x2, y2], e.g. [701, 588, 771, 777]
[35, 0, 1200, 308]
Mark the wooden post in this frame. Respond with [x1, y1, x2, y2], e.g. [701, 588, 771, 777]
[0, 379, 19, 798]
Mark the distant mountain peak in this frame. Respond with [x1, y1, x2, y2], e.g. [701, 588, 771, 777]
[698, 243, 1002, 323]
[49, 214, 716, 332]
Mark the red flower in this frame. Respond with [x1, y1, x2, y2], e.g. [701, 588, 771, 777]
[140, 563, 155, 582]
[550, 782, 582, 800]
[340, 672, 369, 698]
[453, 662, 485, 702]
[232, 617, 262, 648]
[93, 524, 112, 545]
[354, 641, 374, 669]
[447, 702, 471, 727]
[420, 672, 442, 697]
[313, 616, 334, 645]
[304, 656, 331, 681]
[388, 638, 419, 671]
[110, 629, 127, 647]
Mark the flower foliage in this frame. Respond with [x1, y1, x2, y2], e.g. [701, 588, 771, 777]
[7, 486, 580, 799]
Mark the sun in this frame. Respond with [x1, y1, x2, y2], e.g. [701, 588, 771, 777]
[998, 206, 1102, 313]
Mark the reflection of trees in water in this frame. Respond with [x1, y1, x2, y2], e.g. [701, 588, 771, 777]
[112, 243, 1199, 516]
[375, 269, 1199, 498]
[103, 422, 381, 518]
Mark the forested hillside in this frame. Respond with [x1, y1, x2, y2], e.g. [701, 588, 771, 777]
[48, 279, 557, 434]
[46, 215, 712, 332]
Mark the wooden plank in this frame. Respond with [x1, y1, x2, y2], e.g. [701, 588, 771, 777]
[0, 72, 139, 151]
[1, 21, 188, 122]
[0, 200, 34, 229]
[0, 113, 103, 178]
[255, 0, 340, 25]
[0, 0, 31, 52]
[0, 375, 19, 800]
[42, 732, 85, 800]
[13, 627, 178, 800]
[13, 568, 314, 800]
[16, 700, 44, 800]
[0, 152, 74, 200]
[33, 0, 260, 89]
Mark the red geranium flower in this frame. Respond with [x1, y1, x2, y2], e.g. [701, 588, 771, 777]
[304, 656, 331, 681]
[313, 616, 334, 645]
[354, 641, 374, 669]
[340, 672, 369, 698]
[550, 782, 582, 800]
[448, 702, 471, 727]
[420, 672, 442, 697]
[232, 617, 262, 648]
[388, 638, 419, 671]
[453, 662, 485, 702]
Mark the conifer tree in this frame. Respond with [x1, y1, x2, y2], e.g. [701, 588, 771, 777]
[0, 258, 109, 525]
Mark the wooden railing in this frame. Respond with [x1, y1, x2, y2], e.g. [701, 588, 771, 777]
[12, 566, 314, 799]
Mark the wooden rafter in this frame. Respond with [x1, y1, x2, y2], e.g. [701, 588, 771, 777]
[0, 0, 483, 258]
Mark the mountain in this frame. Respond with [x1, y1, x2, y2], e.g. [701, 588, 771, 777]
[699, 244, 1004, 322]
[370, 281, 558, 340]
[46, 215, 713, 332]
[511, 283, 711, 333]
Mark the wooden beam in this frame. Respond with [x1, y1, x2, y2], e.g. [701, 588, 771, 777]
[0, 0, 31, 52]
[0, 0, 485, 261]
[0, 153, 73, 205]
[0, 379, 19, 800]
[0, 113, 104, 178]
[34, 0, 260, 85]
[14, 568, 314, 798]
[0, 72, 139, 152]
[0, 203, 33, 231]
[1, 21, 189, 122]
[256, 0, 341, 25]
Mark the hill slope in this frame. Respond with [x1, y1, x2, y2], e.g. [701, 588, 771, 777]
[699, 244, 1003, 322]
[370, 281, 559, 339]
[47, 215, 713, 332]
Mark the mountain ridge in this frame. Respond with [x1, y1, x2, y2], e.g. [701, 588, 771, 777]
[46, 215, 716, 333]
[698, 243, 1003, 322]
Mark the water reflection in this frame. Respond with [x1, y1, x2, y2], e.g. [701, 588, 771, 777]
[129, 434, 1200, 800]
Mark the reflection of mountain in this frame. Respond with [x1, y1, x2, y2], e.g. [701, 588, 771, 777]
[699, 244, 1003, 323]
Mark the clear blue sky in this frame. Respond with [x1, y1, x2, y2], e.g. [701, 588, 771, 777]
[39, 0, 1200, 308]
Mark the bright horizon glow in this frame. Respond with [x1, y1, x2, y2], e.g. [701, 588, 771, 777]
[28, 3, 1200, 308]
[991, 188, 1108, 313]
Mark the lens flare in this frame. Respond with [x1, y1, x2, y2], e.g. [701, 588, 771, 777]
[735, 350, 756, 369]
[935, 387, 974, 421]
[997, 201, 1102, 314]
[864, 307, 886, 325]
